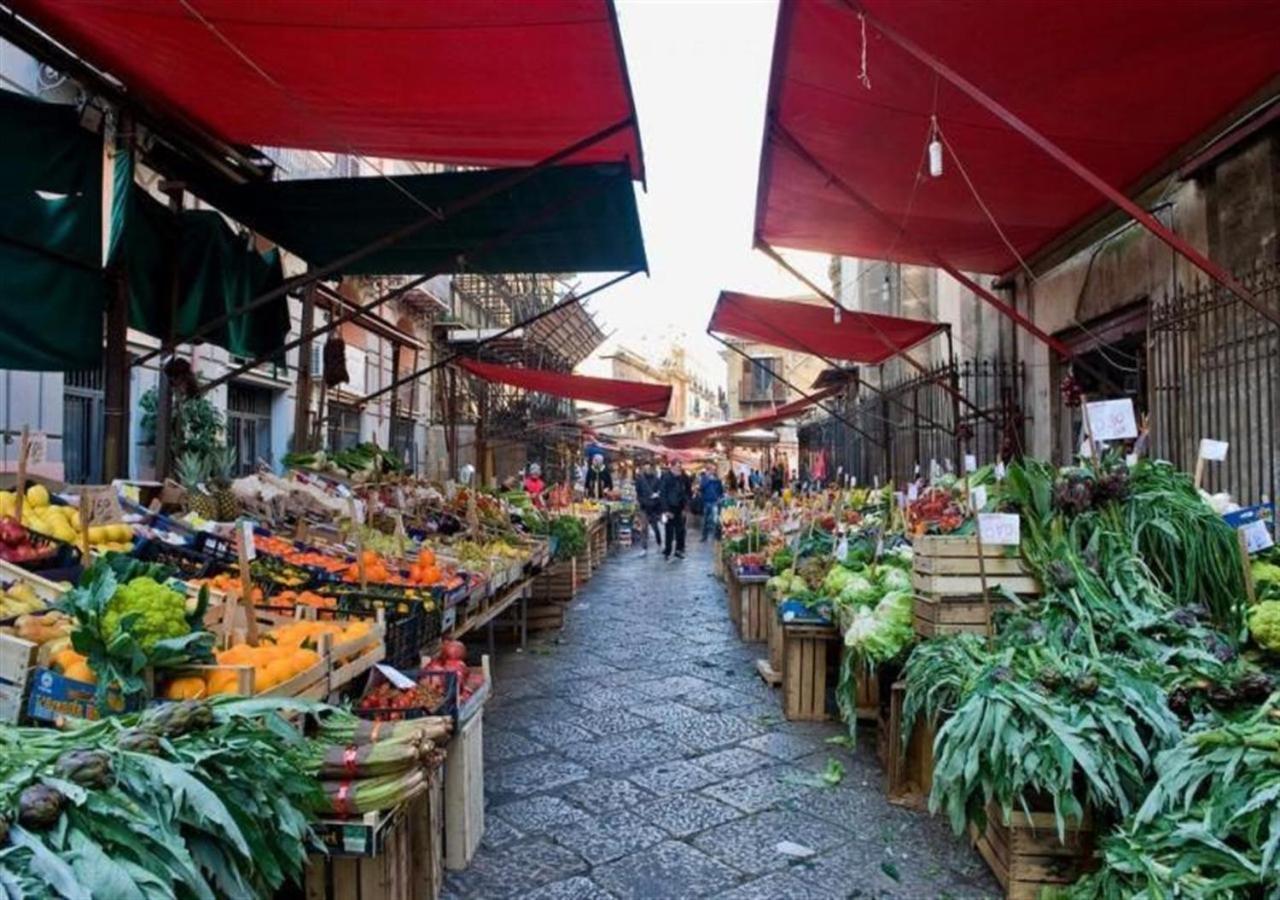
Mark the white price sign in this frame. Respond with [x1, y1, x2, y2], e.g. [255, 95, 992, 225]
[994, 461, 1006, 481]
[964, 454, 977, 473]
[375, 664, 417, 690]
[239, 519, 257, 561]
[907, 482, 919, 502]
[25, 432, 47, 465]
[1085, 399, 1138, 442]
[1241, 519, 1275, 554]
[1198, 439, 1229, 462]
[835, 535, 849, 560]
[977, 513, 1021, 546]
[970, 486, 988, 511]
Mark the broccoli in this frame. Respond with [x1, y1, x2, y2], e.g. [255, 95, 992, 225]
[1247, 600, 1280, 652]
[101, 576, 189, 652]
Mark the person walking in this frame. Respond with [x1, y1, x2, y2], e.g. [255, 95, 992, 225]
[770, 463, 785, 496]
[658, 459, 690, 560]
[633, 461, 663, 556]
[697, 464, 724, 542]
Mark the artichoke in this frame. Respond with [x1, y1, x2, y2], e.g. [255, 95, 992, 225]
[1237, 672, 1274, 702]
[1045, 560, 1076, 591]
[117, 729, 164, 754]
[139, 700, 214, 736]
[54, 749, 113, 789]
[1072, 675, 1099, 697]
[17, 784, 65, 831]
[1037, 667, 1064, 690]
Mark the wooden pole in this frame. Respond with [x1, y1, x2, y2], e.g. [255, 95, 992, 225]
[14, 426, 29, 526]
[292, 282, 317, 453]
[1238, 529, 1257, 606]
[78, 494, 91, 561]
[237, 524, 259, 646]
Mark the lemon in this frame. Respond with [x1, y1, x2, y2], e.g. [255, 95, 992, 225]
[25, 484, 49, 509]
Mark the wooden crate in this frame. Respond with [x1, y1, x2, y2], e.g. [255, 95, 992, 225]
[781, 623, 838, 721]
[524, 597, 567, 633]
[739, 581, 769, 643]
[304, 778, 444, 900]
[911, 534, 1039, 637]
[712, 540, 724, 580]
[885, 680, 936, 810]
[756, 600, 783, 685]
[853, 666, 880, 722]
[531, 558, 577, 602]
[914, 595, 1013, 637]
[724, 567, 743, 631]
[443, 709, 485, 871]
[326, 620, 388, 696]
[972, 799, 1095, 900]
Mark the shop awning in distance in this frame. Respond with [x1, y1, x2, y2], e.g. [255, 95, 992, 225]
[659, 387, 839, 450]
[457, 358, 672, 417]
[709, 291, 943, 365]
[12, 0, 644, 179]
[756, 0, 1280, 274]
[188, 162, 646, 276]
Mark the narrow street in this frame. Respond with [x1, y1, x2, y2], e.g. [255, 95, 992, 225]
[446, 541, 998, 899]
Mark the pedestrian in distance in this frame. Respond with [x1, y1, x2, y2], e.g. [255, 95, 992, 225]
[658, 458, 690, 560]
[633, 461, 663, 556]
[584, 453, 613, 499]
[697, 464, 724, 543]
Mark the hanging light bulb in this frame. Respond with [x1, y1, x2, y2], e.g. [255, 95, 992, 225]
[928, 135, 943, 178]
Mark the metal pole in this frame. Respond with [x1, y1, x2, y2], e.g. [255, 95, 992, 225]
[709, 332, 882, 446]
[851, 2, 1280, 331]
[153, 184, 185, 480]
[291, 282, 317, 453]
[132, 116, 637, 369]
[946, 327, 962, 471]
[102, 111, 133, 481]
[197, 171, 618, 397]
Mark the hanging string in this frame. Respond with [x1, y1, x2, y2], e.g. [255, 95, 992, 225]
[857, 13, 872, 89]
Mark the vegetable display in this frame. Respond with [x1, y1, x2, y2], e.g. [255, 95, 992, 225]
[551, 516, 587, 560]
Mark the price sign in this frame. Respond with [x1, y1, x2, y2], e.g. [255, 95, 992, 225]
[238, 519, 257, 561]
[82, 485, 124, 526]
[894, 491, 906, 510]
[835, 535, 849, 560]
[391, 510, 408, 541]
[1198, 439, 1229, 462]
[25, 432, 47, 465]
[1125, 453, 1138, 468]
[1225, 504, 1275, 555]
[907, 482, 919, 502]
[994, 461, 1006, 481]
[1241, 520, 1275, 554]
[375, 664, 417, 690]
[977, 513, 1020, 546]
[1085, 399, 1138, 441]
[971, 486, 988, 511]
[964, 454, 977, 474]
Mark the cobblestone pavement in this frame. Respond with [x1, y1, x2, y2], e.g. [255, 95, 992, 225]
[444, 537, 998, 899]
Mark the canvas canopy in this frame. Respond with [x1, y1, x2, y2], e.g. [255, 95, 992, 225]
[12, 0, 644, 178]
[659, 387, 840, 450]
[457, 359, 672, 417]
[709, 290, 943, 365]
[756, 0, 1280, 275]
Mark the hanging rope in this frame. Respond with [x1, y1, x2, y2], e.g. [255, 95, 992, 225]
[857, 13, 872, 89]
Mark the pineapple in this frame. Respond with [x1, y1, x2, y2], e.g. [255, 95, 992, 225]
[176, 452, 217, 521]
[208, 445, 239, 522]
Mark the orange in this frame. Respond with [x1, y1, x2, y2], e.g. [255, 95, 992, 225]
[63, 660, 95, 684]
[163, 677, 207, 701]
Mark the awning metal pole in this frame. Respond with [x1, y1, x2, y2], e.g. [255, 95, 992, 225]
[850, 3, 1280, 330]
[195, 173, 618, 397]
[132, 116, 636, 368]
[709, 332, 882, 447]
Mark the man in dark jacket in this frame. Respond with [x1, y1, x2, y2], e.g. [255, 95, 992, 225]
[658, 459, 690, 560]
[633, 461, 663, 555]
[697, 464, 725, 542]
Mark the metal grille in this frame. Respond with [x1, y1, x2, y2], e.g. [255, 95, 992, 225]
[799, 357, 1024, 485]
[1149, 267, 1280, 504]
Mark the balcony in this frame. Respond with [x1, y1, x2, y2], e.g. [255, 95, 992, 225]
[738, 377, 788, 405]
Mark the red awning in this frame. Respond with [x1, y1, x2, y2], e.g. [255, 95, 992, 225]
[658, 387, 839, 450]
[14, 0, 644, 179]
[756, 0, 1280, 274]
[457, 358, 671, 417]
[710, 291, 943, 365]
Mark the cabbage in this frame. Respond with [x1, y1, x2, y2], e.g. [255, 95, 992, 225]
[836, 574, 877, 607]
[842, 608, 878, 647]
[843, 602, 914, 663]
[788, 576, 808, 595]
[878, 567, 911, 592]
[821, 565, 857, 596]
[874, 589, 913, 627]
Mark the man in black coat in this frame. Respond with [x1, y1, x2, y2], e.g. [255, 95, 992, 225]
[658, 458, 690, 560]
[633, 461, 663, 555]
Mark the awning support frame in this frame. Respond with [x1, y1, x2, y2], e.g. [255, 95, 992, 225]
[851, 2, 1280, 330]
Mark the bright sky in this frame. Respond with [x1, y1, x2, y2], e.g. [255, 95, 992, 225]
[577, 0, 828, 388]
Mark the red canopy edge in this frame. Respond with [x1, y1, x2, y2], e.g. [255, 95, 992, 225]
[457, 358, 671, 417]
[709, 290, 943, 366]
[13, 0, 645, 179]
[755, 0, 1280, 275]
[658, 387, 840, 450]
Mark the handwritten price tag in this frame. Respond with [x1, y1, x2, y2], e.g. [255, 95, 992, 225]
[1241, 520, 1275, 554]
[375, 664, 417, 690]
[994, 461, 1006, 481]
[907, 482, 919, 502]
[964, 454, 977, 473]
[25, 432, 47, 465]
[970, 486, 988, 511]
[977, 513, 1020, 546]
[82, 486, 124, 526]
[1085, 399, 1137, 442]
[239, 519, 257, 561]
[1198, 439, 1229, 462]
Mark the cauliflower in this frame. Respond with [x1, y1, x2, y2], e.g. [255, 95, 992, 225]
[101, 576, 189, 652]
[1248, 600, 1280, 652]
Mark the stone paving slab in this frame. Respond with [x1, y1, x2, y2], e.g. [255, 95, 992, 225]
[443, 539, 998, 899]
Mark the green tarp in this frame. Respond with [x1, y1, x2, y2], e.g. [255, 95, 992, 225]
[174, 161, 648, 276]
[0, 90, 106, 370]
[114, 186, 288, 360]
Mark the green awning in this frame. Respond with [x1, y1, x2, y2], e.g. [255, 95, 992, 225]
[188, 162, 647, 276]
[114, 185, 288, 360]
[0, 89, 106, 370]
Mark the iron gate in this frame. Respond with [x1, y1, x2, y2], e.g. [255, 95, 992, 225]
[63, 368, 104, 484]
[1149, 267, 1280, 505]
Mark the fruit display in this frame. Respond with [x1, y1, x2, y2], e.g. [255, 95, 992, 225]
[423, 639, 486, 704]
[83, 522, 135, 552]
[0, 580, 48, 618]
[3, 609, 72, 656]
[0, 515, 63, 565]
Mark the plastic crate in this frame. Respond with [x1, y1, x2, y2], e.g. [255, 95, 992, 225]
[330, 591, 433, 669]
[192, 531, 239, 567]
[355, 667, 459, 722]
[134, 539, 215, 581]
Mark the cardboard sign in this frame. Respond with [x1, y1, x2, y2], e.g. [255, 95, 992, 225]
[1198, 439, 1229, 462]
[375, 664, 416, 690]
[25, 432, 47, 466]
[1225, 504, 1275, 555]
[977, 513, 1020, 546]
[82, 485, 124, 526]
[971, 486, 988, 511]
[1241, 520, 1275, 554]
[238, 520, 257, 561]
[1085, 399, 1137, 441]
[964, 454, 977, 474]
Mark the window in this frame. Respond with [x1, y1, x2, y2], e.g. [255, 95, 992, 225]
[226, 383, 274, 475]
[742, 357, 783, 402]
[327, 402, 361, 452]
[64, 368, 105, 484]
